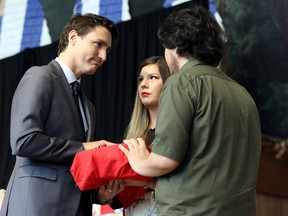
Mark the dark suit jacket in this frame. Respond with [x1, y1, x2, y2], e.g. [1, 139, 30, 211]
[0, 60, 97, 216]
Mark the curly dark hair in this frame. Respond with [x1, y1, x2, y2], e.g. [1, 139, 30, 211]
[158, 6, 226, 66]
[58, 13, 119, 55]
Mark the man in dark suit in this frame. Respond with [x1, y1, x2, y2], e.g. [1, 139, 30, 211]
[0, 13, 122, 216]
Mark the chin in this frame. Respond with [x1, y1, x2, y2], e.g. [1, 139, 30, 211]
[90, 65, 99, 73]
[86, 68, 97, 75]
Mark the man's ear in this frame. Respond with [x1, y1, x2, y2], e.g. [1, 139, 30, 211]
[68, 30, 78, 46]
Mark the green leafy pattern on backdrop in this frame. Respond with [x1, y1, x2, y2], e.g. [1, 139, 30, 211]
[216, 0, 288, 138]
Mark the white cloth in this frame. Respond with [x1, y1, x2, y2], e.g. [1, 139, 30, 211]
[125, 191, 156, 216]
[0, 189, 5, 210]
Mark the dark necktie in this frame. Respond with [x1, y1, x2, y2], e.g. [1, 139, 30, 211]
[70, 81, 85, 139]
[71, 81, 81, 107]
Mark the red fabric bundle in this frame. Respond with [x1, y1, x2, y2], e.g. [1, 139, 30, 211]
[70, 143, 153, 208]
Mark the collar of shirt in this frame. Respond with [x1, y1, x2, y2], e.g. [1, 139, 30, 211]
[55, 57, 81, 84]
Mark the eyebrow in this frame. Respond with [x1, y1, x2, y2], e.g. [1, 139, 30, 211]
[140, 72, 160, 76]
[96, 39, 111, 52]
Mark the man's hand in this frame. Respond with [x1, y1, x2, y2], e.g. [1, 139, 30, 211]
[97, 180, 125, 204]
[82, 140, 116, 150]
[119, 138, 150, 173]
[124, 179, 156, 189]
[274, 140, 288, 160]
[119, 138, 179, 177]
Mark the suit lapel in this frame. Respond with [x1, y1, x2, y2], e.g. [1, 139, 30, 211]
[81, 94, 93, 141]
[49, 60, 86, 140]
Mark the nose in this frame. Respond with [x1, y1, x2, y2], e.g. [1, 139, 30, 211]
[98, 50, 107, 62]
[140, 78, 149, 88]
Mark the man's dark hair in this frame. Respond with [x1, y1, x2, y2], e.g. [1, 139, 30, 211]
[158, 6, 225, 66]
[58, 13, 119, 55]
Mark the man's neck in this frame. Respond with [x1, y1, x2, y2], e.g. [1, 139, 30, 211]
[178, 56, 192, 70]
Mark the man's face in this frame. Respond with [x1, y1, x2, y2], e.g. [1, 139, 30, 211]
[70, 26, 112, 77]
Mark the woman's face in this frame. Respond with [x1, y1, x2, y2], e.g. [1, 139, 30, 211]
[138, 64, 163, 109]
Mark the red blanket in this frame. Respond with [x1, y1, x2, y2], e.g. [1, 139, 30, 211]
[70, 143, 153, 208]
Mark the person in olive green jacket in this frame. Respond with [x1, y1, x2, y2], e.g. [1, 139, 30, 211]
[120, 5, 262, 216]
